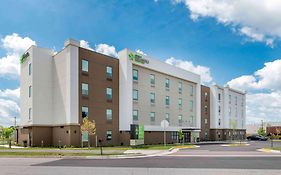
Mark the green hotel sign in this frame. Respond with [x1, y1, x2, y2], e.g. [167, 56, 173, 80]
[138, 125, 144, 140]
[128, 53, 149, 64]
[20, 52, 30, 64]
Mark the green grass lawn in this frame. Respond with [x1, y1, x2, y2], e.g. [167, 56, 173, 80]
[270, 147, 281, 151]
[0, 151, 122, 157]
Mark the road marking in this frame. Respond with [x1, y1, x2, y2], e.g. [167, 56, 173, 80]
[163, 154, 281, 157]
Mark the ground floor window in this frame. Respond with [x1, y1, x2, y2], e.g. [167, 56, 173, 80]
[171, 131, 178, 141]
[106, 130, 112, 141]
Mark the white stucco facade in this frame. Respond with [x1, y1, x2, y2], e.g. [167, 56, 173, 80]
[210, 84, 246, 130]
[20, 40, 79, 127]
[118, 49, 201, 132]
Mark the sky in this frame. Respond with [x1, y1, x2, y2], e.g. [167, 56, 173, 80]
[0, 0, 281, 126]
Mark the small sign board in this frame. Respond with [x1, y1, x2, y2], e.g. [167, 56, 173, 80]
[130, 124, 144, 146]
[82, 131, 88, 142]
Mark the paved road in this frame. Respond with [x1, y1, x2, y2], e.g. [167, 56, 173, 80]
[1, 141, 281, 175]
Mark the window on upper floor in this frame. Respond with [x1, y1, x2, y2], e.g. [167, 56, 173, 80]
[82, 83, 88, 96]
[204, 92, 208, 101]
[106, 66, 113, 79]
[229, 95, 231, 104]
[133, 69, 138, 81]
[205, 118, 208, 124]
[218, 93, 221, 101]
[165, 96, 170, 106]
[165, 78, 170, 89]
[28, 108, 32, 120]
[150, 74, 155, 85]
[204, 105, 208, 112]
[218, 118, 221, 126]
[150, 92, 155, 104]
[150, 112, 155, 123]
[178, 115, 183, 126]
[106, 109, 112, 121]
[189, 100, 193, 111]
[178, 98, 183, 108]
[178, 82, 182, 92]
[82, 106, 88, 118]
[133, 89, 138, 101]
[133, 110, 138, 121]
[28, 63, 32, 76]
[82, 59, 88, 72]
[106, 87, 112, 100]
[29, 86, 32, 98]
[189, 85, 193, 96]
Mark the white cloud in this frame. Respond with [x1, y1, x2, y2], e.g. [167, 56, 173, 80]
[95, 43, 118, 58]
[0, 87, 20, 127]
[165, 57, 212, 84]
[136, 49, 147, 56]
[173, 0, 281, 45]
[0, 33, 36, 79]
[227, 59, 281, 123]
[227, 59, 281, 91]
[80, 40, 94, 51]
[246, 92, 281, 123]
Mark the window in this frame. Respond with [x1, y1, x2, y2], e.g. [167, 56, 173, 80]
[28, 63, 32, 75]
[150, 74, 155, 85]
[204, 92, 208, 101]
[165, 96, 170, 106]
[82, 60, 88, 72]
[150, 112, 155, 122]
[106, 130, 112, 140]
[28, 108, 32, 120]
[106, 109, 112, 121]
[229, 95, 231, 104]
[133, 69, 138, 81]
[189, 116, 193, 126]
[178, 98, 183, 108]
[29, 86, 32, 98]
[165, 113, 170, 122]
[133, 110, 138, 121]
[189, 100, 193, 111]
[189, 85, 193, 96]
[106, 87, 112, 100]
[171, 131, 178, 140]
[229, 107, 231, 115]
[218, 93, 221, 101]
[133, 89, 138, 101]
[165, 78, 170, 89]
[178, 115, 183, 126]
[204, 105, 208, 112]
[82, 83, 88, 96]
[106, 66, 113, 79]
[218, 118, 221, 126]
[178, 82, 182, 92]
[205, 118, 208, 124]
[82, 106, 88, 118]
[150, 92, 155, 104]
[218, 106, 221, 114]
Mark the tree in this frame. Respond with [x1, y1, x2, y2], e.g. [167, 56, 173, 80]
[80, 117, 96, 148]
[1, 126, 15, 148]
[257, 127, 266, 136]
[178, 130, 183, 144]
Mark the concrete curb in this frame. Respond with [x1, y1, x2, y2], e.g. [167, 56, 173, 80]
[257, 148, 281, 153]
[86, 148, 180, 159]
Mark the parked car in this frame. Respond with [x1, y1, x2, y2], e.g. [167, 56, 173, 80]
[247, 134, 268, 141]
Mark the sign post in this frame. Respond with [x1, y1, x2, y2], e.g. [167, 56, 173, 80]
[161, 120, 169, 147]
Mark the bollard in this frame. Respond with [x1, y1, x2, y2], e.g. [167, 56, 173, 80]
[41, 140, 44, 147]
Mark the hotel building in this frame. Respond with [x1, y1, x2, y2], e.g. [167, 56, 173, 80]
[18, 39, 245, 147]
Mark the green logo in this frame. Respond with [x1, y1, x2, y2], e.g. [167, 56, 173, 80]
[20, 52, 30, 64]
[128, 53, 149, 64]
[138, 125, 144, 140]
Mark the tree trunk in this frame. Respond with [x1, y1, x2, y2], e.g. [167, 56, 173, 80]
[88, 135, 90, 149]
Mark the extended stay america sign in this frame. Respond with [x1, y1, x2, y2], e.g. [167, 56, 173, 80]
[128, 52, 149, 64]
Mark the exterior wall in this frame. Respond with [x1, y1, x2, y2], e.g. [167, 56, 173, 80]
[79, 48, 119, 146]
[267, 126, 281, 135]
[132, 65, 197, 129]
[118, 49, 201, 133]
[53, 42, 79, 125]
[200, 85, 210, 141]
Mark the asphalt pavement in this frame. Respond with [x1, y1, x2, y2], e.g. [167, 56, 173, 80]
[1, 141, 281, 175]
